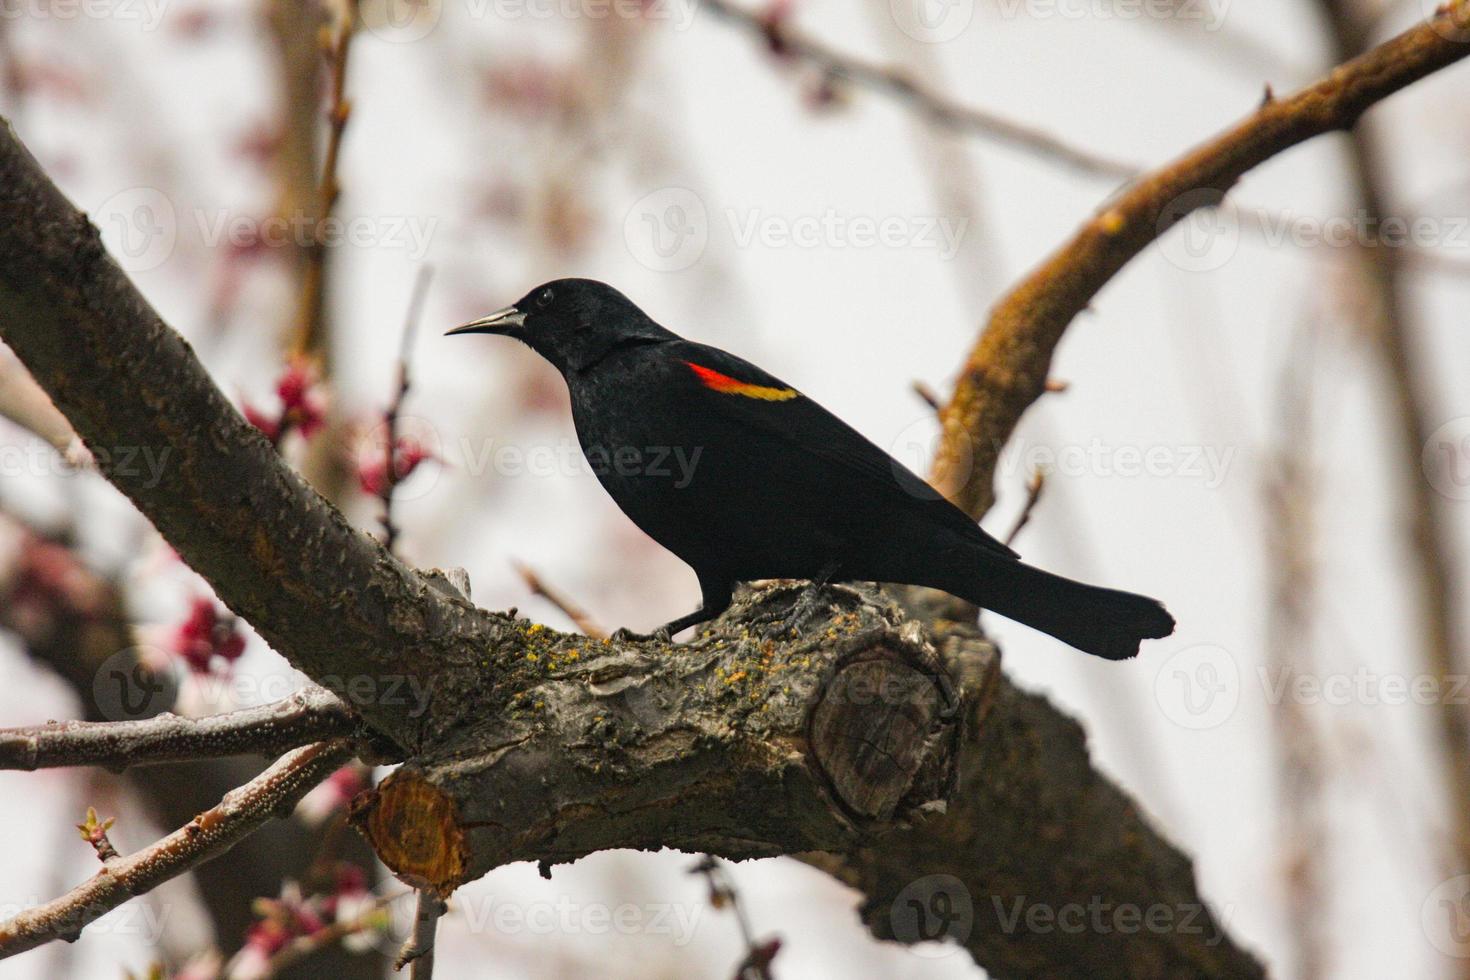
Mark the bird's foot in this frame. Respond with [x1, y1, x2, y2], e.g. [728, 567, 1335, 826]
[610, 626, 673, 644]
[761, 580, 833, 641]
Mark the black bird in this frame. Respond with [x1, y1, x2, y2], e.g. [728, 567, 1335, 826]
[449, 278, 1174, 660]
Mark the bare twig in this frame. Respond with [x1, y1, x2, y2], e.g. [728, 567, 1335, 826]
[0, 686, 355, 772]
[910, 380, 942, 413]
[691, 854, 777, 980]
[379, 266, 434, 554]
[513, 561, 607, 639]
[1262, 318, 1329, 980]
[1002, 469, 1047, 548]
[257, 887, 409, 979]
[292, 0, 357, 360]
[698, 0, 1138, 181]
[1315, 0, 1470, 954]
[930, 0, 1470, 519]
[0, 740, 356, 959]
[395, 890, 446, 978]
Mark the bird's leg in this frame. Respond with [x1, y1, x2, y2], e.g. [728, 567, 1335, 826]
[763, 562, 842, 640]
[612, 580, 732, 644]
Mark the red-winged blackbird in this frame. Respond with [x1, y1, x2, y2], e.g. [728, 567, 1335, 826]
[449, 278, 1174, 659]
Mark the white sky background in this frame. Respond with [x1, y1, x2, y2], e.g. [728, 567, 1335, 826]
[2, 0, 1470, 977]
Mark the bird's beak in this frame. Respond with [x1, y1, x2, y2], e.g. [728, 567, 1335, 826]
[445, 305, 526, 337]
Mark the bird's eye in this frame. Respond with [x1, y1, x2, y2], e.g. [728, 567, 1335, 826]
[536, 289, 554, 309]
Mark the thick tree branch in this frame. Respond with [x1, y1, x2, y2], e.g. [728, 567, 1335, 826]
[0, 117, 498, 752]
[699, 0, 1138, 180]
[931, 1, 1470, 518]
[0, 739, 355, 959]
[345, 583, 1262, 978]
[0, 686, 355, 772]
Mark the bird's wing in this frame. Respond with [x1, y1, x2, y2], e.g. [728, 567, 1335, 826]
[671, 341, 1018, 559]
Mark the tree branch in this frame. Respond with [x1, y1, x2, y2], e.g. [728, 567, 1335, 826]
[698, 0, 1138, 180]
[0, 739, 355, 959]
[930, 0, 1470, 518]
[0, 686, 356, 772]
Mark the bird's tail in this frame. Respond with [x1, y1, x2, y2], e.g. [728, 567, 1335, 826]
[949, 549, 1175, 661]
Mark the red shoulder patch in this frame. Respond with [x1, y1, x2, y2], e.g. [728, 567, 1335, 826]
[684, 361, 798, 401]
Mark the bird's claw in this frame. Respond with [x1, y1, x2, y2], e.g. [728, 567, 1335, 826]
[609, 626, 673, 644]
[761, 582, 830, 640]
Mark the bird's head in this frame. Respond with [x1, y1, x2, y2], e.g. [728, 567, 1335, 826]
[446, 278, 669, 372]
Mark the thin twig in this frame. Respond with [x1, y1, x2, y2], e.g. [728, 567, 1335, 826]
[0, 740, 356, 959]
[691, 854, 778, 980]
[513, 561, 607, 639]
[0, 686, 355, 772]
[930, 0, 1470, 519]
[910, 380, 941, 413]
[1315, 0, 1470, 959]
[1002, 469, 1047, 548]
[258, 887, 410, 979]
[1262, 316, 1328, 980]
[379, 265, 434, 554]
[699, 0, 1138, 181]
[395, 890, 446, 977]
[293, 0, 358, 359]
